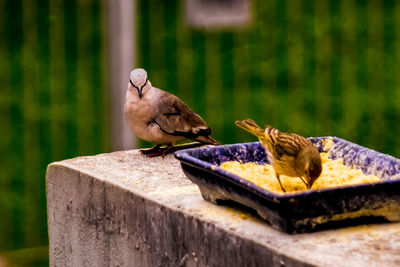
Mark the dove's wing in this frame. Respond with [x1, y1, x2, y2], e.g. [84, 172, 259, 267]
[152, 91, 213, 141]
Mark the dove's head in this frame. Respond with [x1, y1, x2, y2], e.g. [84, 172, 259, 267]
[129, 68, 151, 98]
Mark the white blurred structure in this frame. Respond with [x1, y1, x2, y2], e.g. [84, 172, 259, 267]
[108, 0, 137, 150]
[186, 0, 250, 29]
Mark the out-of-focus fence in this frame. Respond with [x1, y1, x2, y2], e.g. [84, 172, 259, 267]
[0, 0, 109, 251]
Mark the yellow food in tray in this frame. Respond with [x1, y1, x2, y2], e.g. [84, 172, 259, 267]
[219, 153, 381, 194]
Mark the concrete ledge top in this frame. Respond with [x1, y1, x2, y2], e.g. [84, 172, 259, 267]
[49, 150, 400, 266]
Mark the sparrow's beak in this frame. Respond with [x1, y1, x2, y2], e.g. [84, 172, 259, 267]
[306, 175, 316, 189]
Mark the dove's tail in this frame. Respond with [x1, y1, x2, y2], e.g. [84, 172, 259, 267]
[195, 135, 220, 146]
[235, 119, 266, 141]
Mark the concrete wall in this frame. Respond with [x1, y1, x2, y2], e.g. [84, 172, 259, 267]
[47, 150, 400, 266]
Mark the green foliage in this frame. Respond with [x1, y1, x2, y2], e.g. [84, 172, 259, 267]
[0, 0, 109, 251]
[0, 246, 49, 267]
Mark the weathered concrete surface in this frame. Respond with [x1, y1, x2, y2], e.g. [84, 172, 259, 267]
[47, 150, 400, 267]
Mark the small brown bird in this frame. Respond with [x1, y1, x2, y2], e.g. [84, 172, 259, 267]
[124, 68, 219, 157]
[235, 119, 322, 192]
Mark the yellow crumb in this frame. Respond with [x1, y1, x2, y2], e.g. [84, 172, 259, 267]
[321, 137, 335, 152]
[219, 152, 381, 194]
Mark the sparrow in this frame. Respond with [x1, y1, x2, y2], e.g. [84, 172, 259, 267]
[124, 68, 219, 157]
[235, 119, 322, 192]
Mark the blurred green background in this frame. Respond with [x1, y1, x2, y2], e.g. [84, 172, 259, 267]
[1, 0, 399, 265]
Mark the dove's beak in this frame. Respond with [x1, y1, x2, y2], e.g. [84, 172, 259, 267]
[130, 79, 144, 98]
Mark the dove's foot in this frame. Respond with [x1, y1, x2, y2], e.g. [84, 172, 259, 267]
[140, 144, 172, 157]
[142, 150, 167, 157]
[140, 144, 162, 156]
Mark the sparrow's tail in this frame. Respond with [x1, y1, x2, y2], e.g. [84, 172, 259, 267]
[235, 119, 266, 141]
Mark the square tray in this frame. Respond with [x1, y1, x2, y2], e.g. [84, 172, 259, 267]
[174, 137, 400, 233]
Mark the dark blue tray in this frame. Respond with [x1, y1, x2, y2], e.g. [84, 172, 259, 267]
[174, 137, 400, 233]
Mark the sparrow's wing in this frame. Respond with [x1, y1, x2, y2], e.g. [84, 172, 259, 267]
[153, 91, 217, 144]
[265, 128, 304, 160]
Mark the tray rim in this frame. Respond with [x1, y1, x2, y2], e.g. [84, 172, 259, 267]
[174, 136, 400, 200]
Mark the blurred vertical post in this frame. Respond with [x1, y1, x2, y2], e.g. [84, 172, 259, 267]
[107, 0, 136, 150]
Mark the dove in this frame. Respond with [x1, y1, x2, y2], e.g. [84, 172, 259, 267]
[124, 68, 219, 157]
[235, 119, 322, 192]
